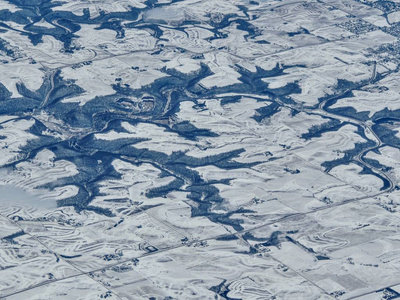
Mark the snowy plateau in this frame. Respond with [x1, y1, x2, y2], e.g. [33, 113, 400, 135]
[4, 0, 400, 299]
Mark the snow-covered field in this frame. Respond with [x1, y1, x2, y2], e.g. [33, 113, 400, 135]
[2, 0, 400, 299]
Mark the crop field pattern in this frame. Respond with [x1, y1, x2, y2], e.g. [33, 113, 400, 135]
[3, 0, 400, 299]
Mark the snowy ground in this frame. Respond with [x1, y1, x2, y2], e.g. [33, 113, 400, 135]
[2, 0, 400, 299]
